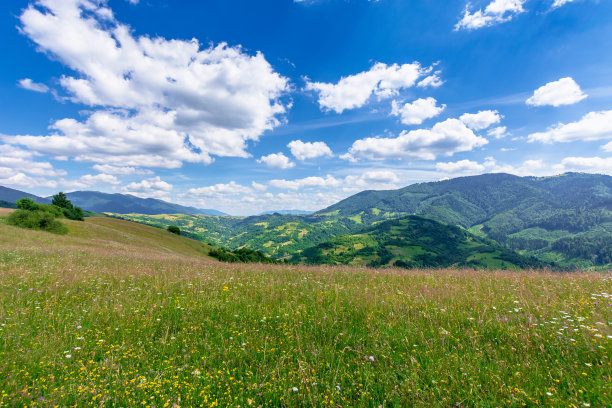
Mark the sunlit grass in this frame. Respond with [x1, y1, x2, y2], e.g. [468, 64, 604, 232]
[0, 217, 610, 407]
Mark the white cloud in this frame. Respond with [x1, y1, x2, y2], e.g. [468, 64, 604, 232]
[17, 78, 49, 93]
[459, 110, 502, 130]
[0, 171, 58, 189]
[436, 159, 486, 174]
[456, 0, 527, 30]
[0, 144, 66, 177]
[346, 118, 488, 161]
[602, 141, 612, 152]
[528, 110, 612, 143]
[552, 0, 574, 8]
[257, 153, 295, 169]
[287, 140, 332, 161]
[269, 171, 401, 193]
[8, 0, 289, 168]
[188, 181, 252, 197]
[417, 73, 444, 88]
[61, 173, 121, 190]
[487, 126, 508, 139]
[122, 176, 173, 199]
[391, 97, 445, 125]
[305, 62, 433, 113]
[269, 175, 341, 190]
[526, 77, 587, 107]
[92, 164, 153, 175]
[553, 156, 612, 175]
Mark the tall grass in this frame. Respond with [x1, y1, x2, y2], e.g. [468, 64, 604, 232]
[0, 218, 610, 407]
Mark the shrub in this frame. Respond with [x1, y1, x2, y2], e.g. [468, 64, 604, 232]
[16, 198, 39, 211]
[167, 225, 181, 235]
[7, 209, 68, 234]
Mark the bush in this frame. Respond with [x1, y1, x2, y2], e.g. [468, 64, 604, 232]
[17, 198, 39, 211]
[167, 225, 181, 235]
[7, 209, 68, 234]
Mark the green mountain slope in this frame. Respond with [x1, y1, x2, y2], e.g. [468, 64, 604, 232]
[110, 173, 612, 268]
[292, 215, 547, 269]
[315, 173, 612, 267]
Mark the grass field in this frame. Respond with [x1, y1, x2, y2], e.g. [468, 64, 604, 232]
[0, 214, 610, 407]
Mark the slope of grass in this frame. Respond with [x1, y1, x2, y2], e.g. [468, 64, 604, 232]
[0, 213, 610, 406]
[293, 216, 547, 270]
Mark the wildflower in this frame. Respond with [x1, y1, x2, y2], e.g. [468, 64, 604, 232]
[292, 387, 298, 392]
[65, 354, 72, 359]
[336, 385, 341, 391]
[368, 356, 375, 362]
[546, 392, 552, 396]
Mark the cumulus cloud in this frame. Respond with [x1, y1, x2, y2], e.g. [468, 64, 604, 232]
[436, 159, 486, 174]
[0, 171, 58, 189]
[0, 144, 66, 177]
[270, 171, 401, 192]
[92, 164, 153, 175]
[528, 110, 612, 143]
[188, 181, 252, 197]
[287, 140, 332, 161]
[257, 153, 295, 169]
[305, 62, 435, 113]
[61, 173, 121, 190]
[602, 141, 612, 152]
[269, 175, 341, 190]
[459, 110, 502, 130]
[487, 126, 508, 139]
[553, 156, 612, 175]
[346, 118, 488, 161]
[456, 0, 527, 30]
[7, 0, 289, 168]
[526, 77, 587, 107]
[391, 97, 445, 125]
[17, 78, 49, 93]
[552, 0, 574, 8]
[122, 176, 173, 199]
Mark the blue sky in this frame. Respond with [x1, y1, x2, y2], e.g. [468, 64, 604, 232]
[1, 0, 611, 215]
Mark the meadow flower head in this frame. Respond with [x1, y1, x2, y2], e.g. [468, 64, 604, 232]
[292, 387, 298, 392]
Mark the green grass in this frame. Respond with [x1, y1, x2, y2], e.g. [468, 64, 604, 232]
[0, 214, 610, 407]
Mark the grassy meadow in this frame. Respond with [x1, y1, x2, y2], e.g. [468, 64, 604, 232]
[0, 212, 610, 407]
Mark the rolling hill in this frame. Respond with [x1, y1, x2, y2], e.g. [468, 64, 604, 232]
[0, 208, 216, 261]
[292, 215, 547, 269]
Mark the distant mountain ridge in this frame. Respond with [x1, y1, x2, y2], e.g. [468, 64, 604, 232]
[0, 186, 227, 216]
[257, 210, 313, 216]
[61, 191, 228, 216]
[0, 186, 51, 205]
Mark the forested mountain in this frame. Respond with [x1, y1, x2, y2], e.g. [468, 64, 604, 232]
[292, 215, 547, 270]
[62, 191, 227, 216]
[114, 173, 612, 268]
[0, 186, 50, 206]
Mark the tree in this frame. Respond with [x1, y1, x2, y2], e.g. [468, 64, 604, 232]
[51, 192, 84, 221]
[167, 225, 181, 235]
[52, 192, 72, 209]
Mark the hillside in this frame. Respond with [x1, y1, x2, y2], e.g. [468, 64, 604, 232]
[113, 173, 612, 267]
[62, 191, 227, 216]
[315, 173, 612, 266]
[292, 215, 547, 269]
[0, 208, 216, 261]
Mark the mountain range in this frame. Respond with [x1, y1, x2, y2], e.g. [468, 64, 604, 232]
[0, 187, 227, 216]
[110, 172, 612, 268]
[3, 172, 611, 268]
